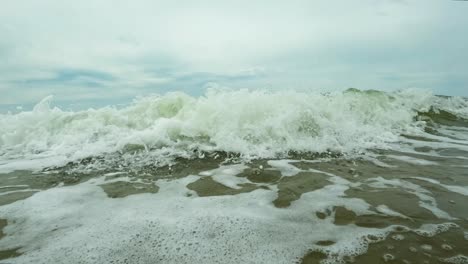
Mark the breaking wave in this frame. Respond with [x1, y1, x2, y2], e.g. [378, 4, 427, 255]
[1, 88, 467, 172]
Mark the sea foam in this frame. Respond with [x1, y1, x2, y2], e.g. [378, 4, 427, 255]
[0, 89, 466, 173]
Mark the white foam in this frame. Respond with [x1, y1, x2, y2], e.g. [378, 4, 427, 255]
[376, 205, 410, 219]
[0, 185, 29, 189]
[411, 177, 468, 196]
[404, 125, 468, 145]
[442, 244, 453, 251]
[2, 89, 464, 173]
[391, 234, 405, 241]
[399, 137, 468, 153]
[367, 177, 455, 220]
[431, 128, 468, 143]
[385, 143, 468, 160]
[292, 180, 374, 217]
[383, 253, 395, 262]
[0, 189, 40, 196]
[267, 160, 302, 177]
[386, 155, 438, 166]
[0, 173, 399, 264]
[413, 223, 459, 237]
[103, 172, 126, 177]
[199, 164, 250, 189]
[1, 167, 462, 264]
[288, 182, 397, 264]
[440, 255, 468, 264]
[421, 244, 433, 251]
[362, 155, 397, 168]
[431, 96, 468, 119]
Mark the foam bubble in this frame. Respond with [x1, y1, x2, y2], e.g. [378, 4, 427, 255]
[421, 244, 433, 251]
[391, 234, 405, 241]
[440, 255, 468, 264]
[383, 253, 395, 262]
[442, 244, 453, 251]
[266, 160, 302, 177]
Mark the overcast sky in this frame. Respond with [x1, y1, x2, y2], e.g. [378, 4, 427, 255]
[0, 0, 467, 106]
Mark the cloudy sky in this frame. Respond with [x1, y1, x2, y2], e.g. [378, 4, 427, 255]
[0, 0, 467, 107]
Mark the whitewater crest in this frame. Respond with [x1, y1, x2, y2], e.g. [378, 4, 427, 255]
[0, 89, 467, 173]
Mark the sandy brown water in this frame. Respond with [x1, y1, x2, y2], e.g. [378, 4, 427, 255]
[0, 145, 467, 263]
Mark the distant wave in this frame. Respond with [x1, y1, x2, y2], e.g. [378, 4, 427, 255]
[1, 89, 467, 173]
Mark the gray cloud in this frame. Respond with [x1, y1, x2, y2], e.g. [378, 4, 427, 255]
[0, 0, 467, 105]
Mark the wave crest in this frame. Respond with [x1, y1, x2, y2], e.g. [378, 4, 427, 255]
[1, 89, 466, 172]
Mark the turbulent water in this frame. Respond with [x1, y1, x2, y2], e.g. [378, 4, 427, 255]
[0, 89, 467, 264]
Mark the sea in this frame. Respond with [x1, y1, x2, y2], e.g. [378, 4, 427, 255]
[0, 88, 467, 264]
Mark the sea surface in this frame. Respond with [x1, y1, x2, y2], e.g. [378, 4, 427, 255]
[0, 89, 467, 264]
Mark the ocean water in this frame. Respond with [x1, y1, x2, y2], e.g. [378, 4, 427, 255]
[0, 89, 467, 264]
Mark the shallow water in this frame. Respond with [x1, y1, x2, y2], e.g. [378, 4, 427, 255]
[0, 150, 467, 263]
[0, 90, 467, 263]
